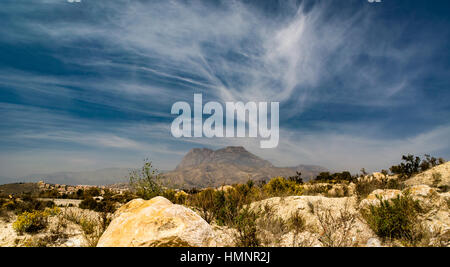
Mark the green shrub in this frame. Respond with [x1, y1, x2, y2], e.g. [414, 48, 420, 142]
[362, 194, 423, 243]
[187, 181, 260, 226]
[233, 208, 260, 247]
[263, 177, 302, 196]
[79, 197, 98, 210]
[189, 188, 216, 223]
[390, 154, 445, 180]
[13, 207, 59, 234]
[288, 172, 304, 184]
[79, 197, 117, 213]
[303, 184, 332, 196]
[129, 159, 163, 200]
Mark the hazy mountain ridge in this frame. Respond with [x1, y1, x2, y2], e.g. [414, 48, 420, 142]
[164, 146, 327, 188]
[18, 168, 131, 186]
[176, 146, 273, 170]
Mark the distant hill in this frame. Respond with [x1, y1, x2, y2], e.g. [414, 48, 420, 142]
[19, 168, 131, 186]
[163, 146, 327, 188]
[0, 183, 40, 196]
[0, 176, 21, 185]
[176, 146, 273, 170]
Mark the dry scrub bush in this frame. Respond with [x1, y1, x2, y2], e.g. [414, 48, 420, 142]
[303, 184, 332, 196]
[262, 177, 303, 197]
[232, 203, 309, 247]
[315, 202, 357, 247]
[62, 208, 109, 247]
[188, 178, 306, 227]
[288, 210, 307, 246]
[233, 207, 260, 247]
[256, 204, 290, 246]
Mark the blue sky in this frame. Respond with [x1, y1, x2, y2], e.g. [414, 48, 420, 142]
[0, 0, 449, 178]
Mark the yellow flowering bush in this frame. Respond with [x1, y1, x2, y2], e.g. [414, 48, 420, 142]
[13, 207, 60, 234]
[263, 176, 303, 196]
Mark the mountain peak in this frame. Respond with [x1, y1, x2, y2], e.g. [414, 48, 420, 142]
[216, 146, 247, 153]
[175, 146, 272, 170]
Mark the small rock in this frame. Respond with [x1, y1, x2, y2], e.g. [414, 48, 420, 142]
[366, 237, 382, 247]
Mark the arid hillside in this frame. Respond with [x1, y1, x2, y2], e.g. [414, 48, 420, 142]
[163, 146, 327, 188]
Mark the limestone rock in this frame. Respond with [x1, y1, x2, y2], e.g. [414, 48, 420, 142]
[97, 196, 214, 247]
[359, 189, 402, 210]
[405, 161, 450, 188]
[249, 196, 374, 247]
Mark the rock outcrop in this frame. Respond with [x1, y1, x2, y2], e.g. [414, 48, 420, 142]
[97, 197, 214, 247]
[248, 195, 376, 247]
[405, 161, 450, 188]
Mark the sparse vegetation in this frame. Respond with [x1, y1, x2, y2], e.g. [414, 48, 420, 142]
[12, 207, 59, 234]
[129, 159, 164, 200]
[355, 177, 404, 201]
[431, 172, 442, 188]
[316, 202, 356, 247]
[361, 194, 424, 245]
[313, 171, 355, 183]
[389, 154, 445, 180]
[288, 210, 306, 246]
[0, 153, 447, 247]
[256, 204, 290, 246]
[263, 177, 303, 196]
[62, 208, 109, 247]
[233, 207, 260, 247]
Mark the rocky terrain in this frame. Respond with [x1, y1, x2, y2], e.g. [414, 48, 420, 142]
[163, 146, 327, 188]
[404, 162, 450, 188]
[96, 183, 449, 247]
[97, 162, 450, 247]
[1, 159, 449, 247]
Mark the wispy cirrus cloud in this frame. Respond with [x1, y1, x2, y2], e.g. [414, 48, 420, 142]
[0, 0, 449, 177]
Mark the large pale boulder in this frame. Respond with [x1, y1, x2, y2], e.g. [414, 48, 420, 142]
[97, 196, 214, 247]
